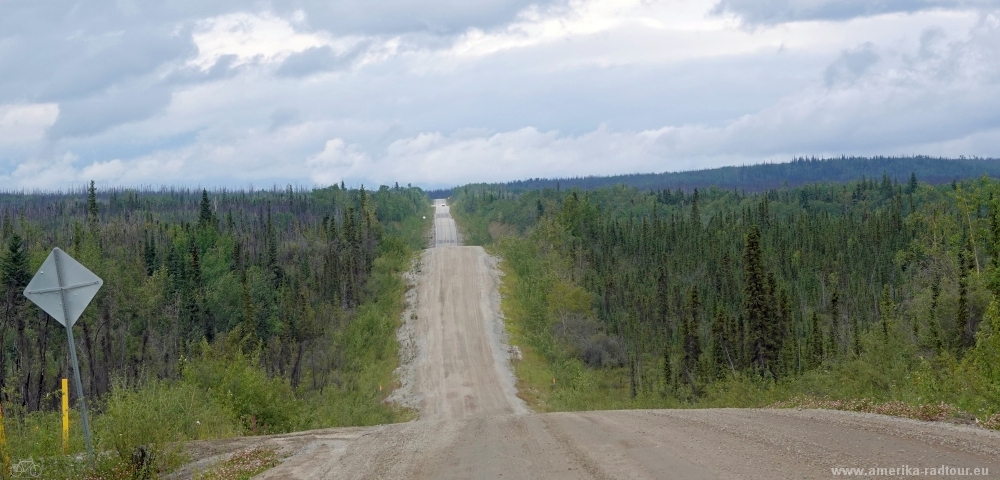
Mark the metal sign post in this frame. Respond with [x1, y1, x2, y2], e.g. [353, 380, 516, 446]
[23, 248, 102, 465]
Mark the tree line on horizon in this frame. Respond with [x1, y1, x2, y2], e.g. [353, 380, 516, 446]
[426, 156, 1000, 199]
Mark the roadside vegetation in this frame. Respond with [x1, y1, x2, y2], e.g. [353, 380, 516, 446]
[452, 173, 1000, 429]
[0, 183, 429, 478]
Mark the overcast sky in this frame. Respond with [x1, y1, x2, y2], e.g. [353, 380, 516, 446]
[0, 0, 998, 190]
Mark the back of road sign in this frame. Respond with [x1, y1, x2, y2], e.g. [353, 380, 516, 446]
[23, 248, 103, 327]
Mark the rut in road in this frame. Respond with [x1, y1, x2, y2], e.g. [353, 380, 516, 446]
[246, 200, 1000, 480]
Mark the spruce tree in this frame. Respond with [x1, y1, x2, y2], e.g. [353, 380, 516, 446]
[764, 272, 780, 372]
[143, 232, 157, 276]
[663, 339, 673, 393]
[990, 199, 1000, 270]
[682, 287, 702, 389]
[879, 284, 893, 339]
[266, 202, 281, 285]
[87, 180, 99, 222]
[189, 239, 203, 293]
[690, 188, 700, 226]
[2, 233, 30, 289]
[711, 307, 729, 378]
[851, 313, 861, 356]
[906, 172, 918, 194]
[808, 311, 823, 368]
[830, 290, 840, 356]
[198, 189, 215, 228]
[777, 288, 793, 377]
[742, 225, 770, 374]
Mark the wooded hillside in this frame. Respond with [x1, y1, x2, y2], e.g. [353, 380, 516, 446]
[451, 172, 1000, 423]
[427, 156, 1000, 197]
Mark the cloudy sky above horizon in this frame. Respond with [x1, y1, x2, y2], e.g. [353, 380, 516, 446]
[1, 0, 998, 190]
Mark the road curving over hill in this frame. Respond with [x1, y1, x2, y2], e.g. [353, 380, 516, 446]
[230, 201, 1000, 479]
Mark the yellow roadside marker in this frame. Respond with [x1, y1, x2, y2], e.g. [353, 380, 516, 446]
[0, 400, 9, 477]
[63, 378, 70, 454]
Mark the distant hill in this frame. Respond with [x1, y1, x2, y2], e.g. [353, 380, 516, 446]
[427, 156, 1000, 196]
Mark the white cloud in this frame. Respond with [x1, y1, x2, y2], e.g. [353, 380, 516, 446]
[0, 103, 59, 145]
[307, 138, 373, 185]
[189, 12, 356, 70]
[4, 153, 78, 189]
[80, 159, 127, 182]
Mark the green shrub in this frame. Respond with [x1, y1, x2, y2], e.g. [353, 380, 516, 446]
[95, 378, 241, 476]
[181, 351, 298, 435]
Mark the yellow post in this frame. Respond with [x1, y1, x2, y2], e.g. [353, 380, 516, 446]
[62, 378, 70, 454]
[0, 400, 10, 478]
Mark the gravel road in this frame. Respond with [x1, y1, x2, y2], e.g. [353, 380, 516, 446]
[229, 201, 1000, 479]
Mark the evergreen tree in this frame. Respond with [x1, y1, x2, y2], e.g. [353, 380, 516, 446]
[266, 202, 281, 285]
[880, 284, 893, 339]
[198, 189, 215, 228]
[711, 307, 729, 379]
[829, 290, 840, 358]
[189, 239, 203, 293]
[143, 232, 157, 276]
[742, 225, 771, 374]
[906, 172, 918, 194]
[87, 180, 99, 222]
[809, 311, 823, 368]
[663, 336, 673, 393]
[990, 199, 1000, 270]
[851, 313, 862, 356]
[1, 233, 30, 289]
[682, 287, 702, 389]
[777, 288, 793, 377]
[690, 188, 700, 226]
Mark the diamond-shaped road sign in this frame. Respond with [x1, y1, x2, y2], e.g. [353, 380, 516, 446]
[23, 247, 103, 327]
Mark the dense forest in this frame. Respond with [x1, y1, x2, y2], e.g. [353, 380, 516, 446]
[427, 156, 1000, 198]
[450, 172, 1000, 425]
[0, 182, 430, 476]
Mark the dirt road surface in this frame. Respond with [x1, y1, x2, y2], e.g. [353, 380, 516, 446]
[192, 201, 1000, 479]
